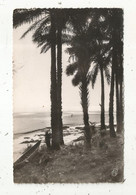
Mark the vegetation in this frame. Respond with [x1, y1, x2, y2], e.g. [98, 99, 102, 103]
[14, 131, 123, 183]
[13, 8, 124, 183]
[65, 20, 95, 147]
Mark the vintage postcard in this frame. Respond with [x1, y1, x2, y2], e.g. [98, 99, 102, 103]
[13, 8, 124, 183]
[0, 0, 136, 194]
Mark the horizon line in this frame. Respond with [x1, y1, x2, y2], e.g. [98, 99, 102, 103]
[13, 110, 110, 114]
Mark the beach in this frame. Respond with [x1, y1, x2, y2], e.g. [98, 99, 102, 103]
[13, 111, 114, 162]
[13, 125, 86, 162]
[13, 112, 123, 183]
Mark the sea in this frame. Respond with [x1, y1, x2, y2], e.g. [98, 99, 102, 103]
[13, 111, 115, 135]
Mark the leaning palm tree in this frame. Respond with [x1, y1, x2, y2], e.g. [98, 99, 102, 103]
[66, 24, 96, 147]
[66, 56, 92, 147]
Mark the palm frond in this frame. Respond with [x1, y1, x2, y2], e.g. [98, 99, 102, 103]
[72, 72, 81, 86]
[101, 42, 112, 57]
[34, 34, 51, 48]
[32, 25, 51, 47]
[90, 64, 99, 88]
[86, 72, 92, 85]
[13, 8, 46, 28]
[40, 42, 51, 53]
[32, 17, 51, 40]
[65, 47, 77, 55]
[104, 66, 111, 85]
[62, 26, 74, 36]
[61, 34, 73, 44]
[102, 51, 112, 66]
[66, 62, 78, 76]
[20, 17, 47, 39]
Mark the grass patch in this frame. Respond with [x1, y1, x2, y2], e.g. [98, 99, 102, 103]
[14, 132, 124, 183]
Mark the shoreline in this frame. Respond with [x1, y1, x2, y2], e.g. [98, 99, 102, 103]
[13, 128, 47, 162]
[14, 128, 46, 139]
[13, 125, 85, 163]
[13, 123, 117, 163]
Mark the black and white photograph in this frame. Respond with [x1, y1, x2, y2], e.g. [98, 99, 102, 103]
[1, 0, 136, 194]
[13, 8, 124, 183]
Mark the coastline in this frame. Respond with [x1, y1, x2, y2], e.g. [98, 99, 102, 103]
[13, 111, 116, 163]
[14, 123, 123, 183]
[13, 122, 117, 163]
[13, 125, 85, 163]
[13, 128, 46, 162]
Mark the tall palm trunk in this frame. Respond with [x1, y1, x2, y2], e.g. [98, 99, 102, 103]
[57, 24, 64, 145]
[115, 24, 123, 133]
[116, 66, 121, 133]
[119, 64, 124, 132]
[109, 52, 116, 137]
[119, 26, 124, 133]
[50, 13, 60, 150]
[100, 64, 105, 130]
[80, 76, 91, 147]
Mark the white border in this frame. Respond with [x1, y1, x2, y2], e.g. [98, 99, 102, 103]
[0, 0, 136, 194]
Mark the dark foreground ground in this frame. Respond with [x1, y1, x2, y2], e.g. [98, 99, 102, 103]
[14, 131, 124, 183]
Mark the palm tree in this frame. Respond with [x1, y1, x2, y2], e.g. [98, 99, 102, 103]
[56, 12, 64, 145]
[89, 32, 112, 131]
[13, 8, 61, 149]
[55, 9, 93, 144]
[65, 23, 96, 147]
[107, 9, 123, 136]
[114, 10, 124, 133]
[109, 53, 116, 137]
[31, 8, 73, 145]
[13, 8, 92, 147]
[91, 53, 111, 130]
[50, 11, 60, 149]
[31, 9, 80, 145]
[95, 9, 123, 137]
[54, 9, 70, 145]
[66, 58, 92, 147]
[55, 9, 95, 145]
[84, 13, 112, 132]
[32, 9, 93, 145]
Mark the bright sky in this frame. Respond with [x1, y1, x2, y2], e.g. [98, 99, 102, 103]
[13, 24, 111, 113]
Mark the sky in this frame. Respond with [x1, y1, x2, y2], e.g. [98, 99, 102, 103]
[13, 23, 111, 113]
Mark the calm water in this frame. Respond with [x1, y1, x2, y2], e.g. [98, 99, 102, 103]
[13, 111, 113, 135]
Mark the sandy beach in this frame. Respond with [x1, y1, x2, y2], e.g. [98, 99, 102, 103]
[13, 111, 115, 163]
[13, 111, 111, 162]
[13, 125, 85, 162]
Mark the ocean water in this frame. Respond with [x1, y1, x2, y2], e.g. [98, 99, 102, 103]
[13, 111, 113, 135]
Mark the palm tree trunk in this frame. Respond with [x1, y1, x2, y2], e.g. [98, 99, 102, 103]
[119, 64, 124, 132]
[118, 27, 124, 133]
[116, 67, 121, 133]
[100, 64, 105, 130]
[57, 24, 64, 145]
[80, 76, 91, 147]
[109, 60, 116, 137]
[50, 12, 60, 150]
